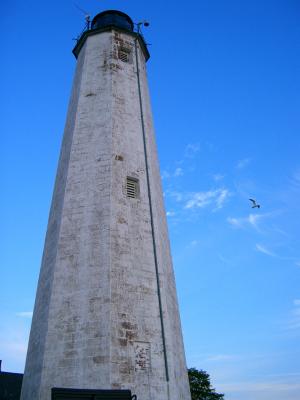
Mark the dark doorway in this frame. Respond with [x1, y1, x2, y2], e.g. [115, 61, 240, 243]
[52, 388, 134, 400]
[0, 371, 23, 400]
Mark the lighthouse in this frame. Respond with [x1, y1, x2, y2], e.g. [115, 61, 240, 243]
[21, 10, 191, 400]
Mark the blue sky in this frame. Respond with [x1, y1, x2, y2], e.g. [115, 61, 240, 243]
[1, 1, 300, 399]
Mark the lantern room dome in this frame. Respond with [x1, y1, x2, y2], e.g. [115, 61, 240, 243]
[91, 10, 134, 32]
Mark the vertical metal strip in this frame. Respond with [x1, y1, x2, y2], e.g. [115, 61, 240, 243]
[134, 35, 170, 382]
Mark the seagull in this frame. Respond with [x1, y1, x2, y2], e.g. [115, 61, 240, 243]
[249, 198, 261, 209]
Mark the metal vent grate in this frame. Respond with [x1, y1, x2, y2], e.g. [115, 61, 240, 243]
[126, 177, 139, 198]
[118, 50, 129, 63]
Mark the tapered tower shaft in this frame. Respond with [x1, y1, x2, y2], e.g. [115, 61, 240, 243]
[21, 10, 191, 400]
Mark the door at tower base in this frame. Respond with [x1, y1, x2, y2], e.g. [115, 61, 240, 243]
[51, 387, 133, 399]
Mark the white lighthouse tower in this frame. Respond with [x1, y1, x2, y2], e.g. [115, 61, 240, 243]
[21, 10, 191, 400]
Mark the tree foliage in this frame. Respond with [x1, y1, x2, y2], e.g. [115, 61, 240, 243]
[188, 368, 225, 400]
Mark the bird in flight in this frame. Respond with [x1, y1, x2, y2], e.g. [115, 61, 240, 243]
[249, 198, 261, 209]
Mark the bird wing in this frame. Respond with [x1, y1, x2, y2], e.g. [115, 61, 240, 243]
[249, 198, 256, 205]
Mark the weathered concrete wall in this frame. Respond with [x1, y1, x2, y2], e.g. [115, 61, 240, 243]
[20, 38, 88, 400]
[21, 28, 191, 400]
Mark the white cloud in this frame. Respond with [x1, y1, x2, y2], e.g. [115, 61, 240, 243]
[213, 173, 225, 182]
[272, 226, 289, 237]
[215, 189, 230, 209]
[174, 167, 183, 177]
[0, 321, 31, 372]
[161, 170, 170, 179]
[185, 189, 230, 210]
[236, 158, 251, 169]
[184, 143, 200, 158]
[289, 169, 300, 193]
[218, 380, 300, 394]
[292, 169, 300, 185]
[167, 190, 184, 202]
[285, 300, 300, 331]
[161, 167, 183, 179]
[227, 216, 243, 228]
[255, 244, 276, 257]
[218, 254, 234, 265]
[205, 354, 236, 362]
[166, 211, 176, 217]
[185, 191, 214, 209]
[16, 311, 33, 318]
[188, 351, 300, 400]
[184, 239, 201, 249]
[295, 261, 300, 267]
[248, 214, 262, 229]
[227, 213, 265, 231]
